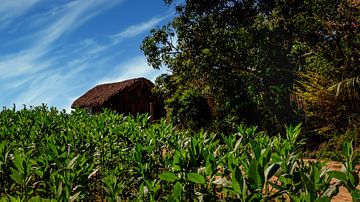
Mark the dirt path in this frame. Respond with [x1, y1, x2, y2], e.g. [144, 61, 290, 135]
[271, 159, 358, 201]
[314, 160, 359, 202]
[332, 186, 352, 202]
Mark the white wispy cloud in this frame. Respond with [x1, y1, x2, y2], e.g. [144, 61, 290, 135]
[111, 13, 172, 44]
[0, 50, 52, 80]
[0, 0, 43, 29]
[2, 1, 171, 110]
[1, 0, 124, 108]
[98, 56, 167, 85]
[11, 54, 99, 109]
[0, 0, 123, 80]
[35, 0, 124, 55]
[14, 70, 61, 105]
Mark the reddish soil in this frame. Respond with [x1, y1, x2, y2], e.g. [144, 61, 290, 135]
[326, 160, 359, 202]
[306, 159, 360, 202]
[266, 159, 359, 201]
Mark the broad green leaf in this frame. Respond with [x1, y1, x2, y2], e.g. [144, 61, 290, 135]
[9, 168, 23, 184]
[35, 170, 44, 177]
[349, 172, 359, 189]
[351, 190, 360, 201]
[343, 141, 353, 159]
[57, 182, 63, 197]
[248, 158, 263, 190]
[232, 166, 243, 193]
[173, 151, 182, 171]
[12, 153, 24, 174]
[278, 175, 292, 185]
[8, 196, 21, 202]
[205, 155, 216, 176]
[159, 172, 179, 182]
[260, 148, 271, 167]
[186, 173, 205, 184]
[265, 163, 280, 180]
[328, 171, 347, 182]
[314, 196, 331, 202]
[29, 196, 54, 202]
[173, 182, 182, 200]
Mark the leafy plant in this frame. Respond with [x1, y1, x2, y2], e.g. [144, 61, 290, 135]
[0, 106, 357, 201]
[329, 141, 360, 200]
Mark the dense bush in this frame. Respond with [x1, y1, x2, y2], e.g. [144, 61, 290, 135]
[142, 0, 359, 147]
[166, 89, 212, 130]
[0, 106, 359, 201]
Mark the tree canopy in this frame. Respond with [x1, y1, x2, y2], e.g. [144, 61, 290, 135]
[142, 0, 359, 136]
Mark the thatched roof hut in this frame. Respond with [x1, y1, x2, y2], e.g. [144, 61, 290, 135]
[71, 78, 165, 119]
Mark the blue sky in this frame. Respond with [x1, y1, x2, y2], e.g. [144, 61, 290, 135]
[0, 0, 175, 111]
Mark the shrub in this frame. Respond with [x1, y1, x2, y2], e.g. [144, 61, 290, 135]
[166, 89, 212, 130]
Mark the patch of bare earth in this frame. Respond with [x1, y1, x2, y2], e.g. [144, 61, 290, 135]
[306, 159, 360, 202]
[266, 159, 359, 201]
[326, 160, 360, 202]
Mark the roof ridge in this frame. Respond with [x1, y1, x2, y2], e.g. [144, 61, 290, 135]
[95, 77, 148, 87]
[71, 77, 154, 108]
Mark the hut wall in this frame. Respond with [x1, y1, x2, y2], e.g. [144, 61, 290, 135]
[104, 82, 157, 117]
[84, 106, 102, 114]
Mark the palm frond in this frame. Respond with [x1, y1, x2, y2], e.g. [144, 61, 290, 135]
[328, 76, 360, 110]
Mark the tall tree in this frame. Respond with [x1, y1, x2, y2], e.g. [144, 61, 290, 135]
[293, 0, 360, 137]
[142, 0, 359, 134]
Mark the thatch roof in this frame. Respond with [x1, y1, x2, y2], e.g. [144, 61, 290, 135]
[71, 77, 154, 108]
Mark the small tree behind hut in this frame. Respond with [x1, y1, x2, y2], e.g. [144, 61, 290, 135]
[71, 78, 165, 120]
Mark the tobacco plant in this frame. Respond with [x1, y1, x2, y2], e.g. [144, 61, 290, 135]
[0, 105, 358, 201]
[329, 141, 360, 201]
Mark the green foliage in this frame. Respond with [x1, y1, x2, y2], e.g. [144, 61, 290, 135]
[141, 0, 301, 133]
[290, 0, 360, 138]
[0, 106, 358, 200]
[329, 141, 360, 198]
[167, 89, 211, 130]
[142, 0, 359, 140]
[0, 105, 177, 200]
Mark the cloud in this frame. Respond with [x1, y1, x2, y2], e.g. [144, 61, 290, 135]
[0, 0, 124, 80]
[13, 70, 61, 105]
[0, 50, 52, 80]
[0, 0, 43, 29]
[2, 1, 171, 110]
[111, 13, 173, 44]
[35, 0, 124, 54]
[1, 0, 124, 108]
[98, 56, 168, 85]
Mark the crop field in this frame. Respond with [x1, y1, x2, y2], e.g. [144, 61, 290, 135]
[0, 106, 359, 201]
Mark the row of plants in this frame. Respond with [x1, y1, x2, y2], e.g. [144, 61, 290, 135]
[0, 105, 359, 201]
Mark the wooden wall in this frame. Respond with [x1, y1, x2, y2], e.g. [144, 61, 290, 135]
[104, 82, 165, 119]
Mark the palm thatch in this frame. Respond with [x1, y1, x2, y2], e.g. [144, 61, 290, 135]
[72, 78, 154, 108]
[72, 77, 165, 119]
